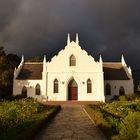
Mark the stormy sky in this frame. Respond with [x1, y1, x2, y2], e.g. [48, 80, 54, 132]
[0, 0, 140, 69]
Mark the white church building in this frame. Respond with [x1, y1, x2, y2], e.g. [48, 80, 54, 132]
[13, 34, 134, 102]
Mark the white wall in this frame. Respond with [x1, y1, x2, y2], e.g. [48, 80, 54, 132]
[46, 72, 104, 102]
[13, 80, 43, 101]
[104, 79, 134, 101]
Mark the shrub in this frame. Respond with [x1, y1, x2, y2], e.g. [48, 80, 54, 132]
[85, 105, 113, 139]
[119, 95, 128, 101]
[0, 98, 54, 134]
[115, 112, 140, 140]
[127, 93, 140, 101]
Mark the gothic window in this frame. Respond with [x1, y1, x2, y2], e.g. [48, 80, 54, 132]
[70, 55, 76, 66]
[87, 79, 92, 93]
[119, 86, 125, 95]
[35, 84, 40, 95]
[54, 79, 59, 93]
[22, 86, 27, 97]
[106, 83, 111, 95]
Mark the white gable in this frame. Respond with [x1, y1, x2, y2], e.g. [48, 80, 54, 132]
[47, 41, 102, 72]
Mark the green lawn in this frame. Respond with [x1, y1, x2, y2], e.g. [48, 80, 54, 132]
[0, 98, 61, 140]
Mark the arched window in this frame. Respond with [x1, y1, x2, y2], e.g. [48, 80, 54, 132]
[70, 55, 76, 66]
[22, 86, 27, 97]
[87, 79, 92, 93]
[119, 86, 125, 95]
[106, 84, 111, 95]
[35, 84, 40, 95]
[54, 79, 59, 93]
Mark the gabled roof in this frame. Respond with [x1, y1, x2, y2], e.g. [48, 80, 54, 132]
[103, 63, 130, 80]
[16, 62, 130, 80]
[16, 63, 43, 80]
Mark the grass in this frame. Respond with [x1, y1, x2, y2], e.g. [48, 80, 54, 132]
[0, 98, 61, 140]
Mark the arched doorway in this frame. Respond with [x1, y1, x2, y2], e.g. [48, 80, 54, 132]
[22, 86, 27, 97]
[68, 79, 78, 100]
[119, 86, 125, 95]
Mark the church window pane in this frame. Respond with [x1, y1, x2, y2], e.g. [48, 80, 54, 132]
[36, 84, 41, 95]
[70, 55, 76, 66]
[106, 84, 111, 95]
[54, 79, 59, 93]
[119, 86, 125, 95]
[87, 79, 92, 93]
[22, 86, 27, 97]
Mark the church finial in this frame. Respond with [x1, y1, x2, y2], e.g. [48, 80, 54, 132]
[67, 33, 70, 45]
[43, 55, 46, 63]
[76, 33, 79, 45]
[99, 55, 103, 63]
[121, 54, 126, 66]
[21, 55, 24, 63]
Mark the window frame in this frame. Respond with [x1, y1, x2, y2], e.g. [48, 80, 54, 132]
[87, 79, 92, 93]
[105, 83, 111, 95]
[35, 84, 41, 95]
[70, 55, 76, 66]
[54, 79, 59, 93]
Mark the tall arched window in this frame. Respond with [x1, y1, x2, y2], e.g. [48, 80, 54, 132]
[119, 86, 125, 95]
[35, 84, 40, 95]
[54, 79, 59, 93]
[87, 79, 92, 93]
[22, 86, 27, 97]
[106, 84, 111, 95]
[70, 55, 76, 66]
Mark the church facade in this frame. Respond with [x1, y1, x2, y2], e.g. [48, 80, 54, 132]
[13, 34, 134, 102]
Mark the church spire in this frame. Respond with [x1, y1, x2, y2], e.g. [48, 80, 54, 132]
[21, 55, 24, 63]
[76, 33, 79, 45]
[99, 55, 103, 63]
[43, 55, 47, 72]
[67, 33, 70, 45]
[43, 55, 46, 63]
[121, 54, 126, 66]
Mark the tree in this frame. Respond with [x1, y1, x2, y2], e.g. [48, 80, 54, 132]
[0, 47, 20, 98]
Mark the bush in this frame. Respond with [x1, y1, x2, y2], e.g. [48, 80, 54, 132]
[127, 93, 140, 101]
[0, 98, 54, 134]
[85, 105, 113, 139]
[119, 96, 128, 101]
[113, 112, 140, 140]
[0, 98, 61, 140]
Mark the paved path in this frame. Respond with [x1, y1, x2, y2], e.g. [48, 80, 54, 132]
[34, 105, 107, 140]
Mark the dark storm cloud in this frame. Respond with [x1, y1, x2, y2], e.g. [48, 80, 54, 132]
[0, 0, 140, 69]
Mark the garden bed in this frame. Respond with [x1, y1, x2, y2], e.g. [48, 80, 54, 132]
[0, 98, 61, 140]
[85, 100, 140, 140]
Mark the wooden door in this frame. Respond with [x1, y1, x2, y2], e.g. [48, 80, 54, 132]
[68, 87, 78, 100]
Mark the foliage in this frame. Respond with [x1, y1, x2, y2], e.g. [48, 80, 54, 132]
[112, 112, 140, 140]
[85, 105, 113, 139]
[118, 95, 128, 101]
[86, 100, 140, 140]
[0, 47, 20, 98]
[127, 93, 140, 101]
[0, 98, 55, 134]
[118, 112, 140, 140]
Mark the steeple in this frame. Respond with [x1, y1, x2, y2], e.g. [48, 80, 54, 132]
[128, 66, 132, 75]
[67, 33, 70, 45]
[43, 55, 46, 63]
[121, 54, 126, 66]
[43, 55, 47, 72]
[99, 55, 103, 63]
[76, 33, 79, 45]
[21, 55, 24, 63]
